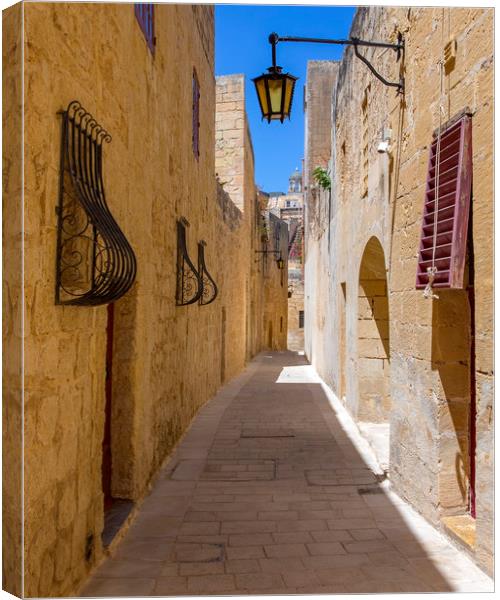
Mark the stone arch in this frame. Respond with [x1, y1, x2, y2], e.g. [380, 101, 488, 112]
[357, 236, 390, 422]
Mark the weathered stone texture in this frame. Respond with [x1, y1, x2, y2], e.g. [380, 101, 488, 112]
[304, 7, 493, 574]
[303, 60, 338, 241]
[1, 4, 285, 598]
[262, 212, 289, 351]
[2, 3, 23, 596]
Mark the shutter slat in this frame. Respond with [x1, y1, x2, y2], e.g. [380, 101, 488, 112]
[429, 151, 460, 175]
[418, 256, 453, 271]
[427, 164, 459, 189]
[424, 190, 457, 212]
[416, 269, 451, 287]
[416, 114, 472, 290]
[420, 242, 452, 259]
[430, 119, 463, 147]
[430, 138, 461, 164]
[423, 203, 456, 224]
[426, 178, 459, 201]
[421, 231, 453, 247]
[422, 215, 454, 236]
[429, 164, 459, 185]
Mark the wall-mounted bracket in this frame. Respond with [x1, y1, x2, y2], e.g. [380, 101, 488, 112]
[351, 32, 404, 93]
[268, 31, 405, 94]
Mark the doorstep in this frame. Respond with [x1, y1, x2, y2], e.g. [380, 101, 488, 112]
[102, 499, 135, 548]
[441, 514, 476, 552]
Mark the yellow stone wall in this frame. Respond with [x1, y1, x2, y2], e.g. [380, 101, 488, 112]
[2, 3, 23, 596]
[1, 4, 285, 597]
[304, 7, 493, 573]
[216, 75, 288, 355]
[287, 279, 304, 351]
[262, 211, 289, 351]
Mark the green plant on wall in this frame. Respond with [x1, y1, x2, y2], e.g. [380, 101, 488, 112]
[313, 166, 331, 191]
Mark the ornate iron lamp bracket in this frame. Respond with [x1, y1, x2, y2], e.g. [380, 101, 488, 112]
[175, 218, 203, 306]
[350, 33, 404, 92]
[55, 100, 137, 305]
[198, 241, 218, 305]
[268, 31, 405, 93]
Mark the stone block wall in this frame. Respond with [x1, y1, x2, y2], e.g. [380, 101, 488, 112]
[2, 4, 286, 597]
[357, 279, 390, 423]
[303, 60, 339, 241]
[2, 3, 23, 596]
[215, 74, 288, 356]
[18, 3, 222, 595]
[216, 75, 246, 212]
[304, 6, 493, 573]
[303, 60, 338, 365]
[287, 280, 304, 351]
[263, 213, 289, 351]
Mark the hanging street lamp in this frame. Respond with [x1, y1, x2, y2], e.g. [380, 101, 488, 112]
[253, 31, 404, 123]
[252, 34, 298, 123]
[255, 248, 286, 270]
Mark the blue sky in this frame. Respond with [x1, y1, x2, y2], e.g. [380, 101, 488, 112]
[215, 4, 356, 193]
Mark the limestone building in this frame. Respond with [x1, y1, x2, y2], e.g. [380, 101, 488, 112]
[304, 7, 493, 574]
[269, 169, 305, 351]
[3, 3, 287, 597]
[215, 74, 289, 354]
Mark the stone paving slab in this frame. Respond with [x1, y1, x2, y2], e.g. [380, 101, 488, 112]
[79, 352, 494, 596]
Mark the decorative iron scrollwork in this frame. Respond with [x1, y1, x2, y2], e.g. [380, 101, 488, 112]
[198, 241, 218, 305]
[55, 100, 137, 305]
[176, 218, 202, 305]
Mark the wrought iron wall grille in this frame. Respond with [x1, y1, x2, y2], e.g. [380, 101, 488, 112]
[176, 218, 202, 305]
[198, 241, 218, 305]
[55, 100, 137, 306]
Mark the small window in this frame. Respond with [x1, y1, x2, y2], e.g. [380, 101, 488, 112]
[280, 316, 283, 332]
[192, 70, 200, 159]
[135, 4, 155, 53]
[299, 310, 304, 329]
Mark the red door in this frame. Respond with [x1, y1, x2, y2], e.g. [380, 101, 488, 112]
[102, 302, 115, 511]
[468, 286, 476, 518]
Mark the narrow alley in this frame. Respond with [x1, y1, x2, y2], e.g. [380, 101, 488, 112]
[81, 352, 493, 596]
[3, 5, 494, 597]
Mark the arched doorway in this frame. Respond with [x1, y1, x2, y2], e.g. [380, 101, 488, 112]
[357, 237, 390, 422]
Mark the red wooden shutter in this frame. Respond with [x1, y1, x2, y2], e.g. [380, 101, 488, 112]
[416, 113, 472, 289]
[192, 70, 200, 159]
[135, 4, 155, 53]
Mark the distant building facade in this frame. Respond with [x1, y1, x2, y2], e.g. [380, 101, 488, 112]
[268, 169, 305, 351]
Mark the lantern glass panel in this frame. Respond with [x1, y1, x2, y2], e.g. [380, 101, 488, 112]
[255, 77, 269, 115]
[284, 76, 295, 117]
[268, 77, 284, 114]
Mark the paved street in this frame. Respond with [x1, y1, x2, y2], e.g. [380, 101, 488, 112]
[81, 352, 493, 596]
